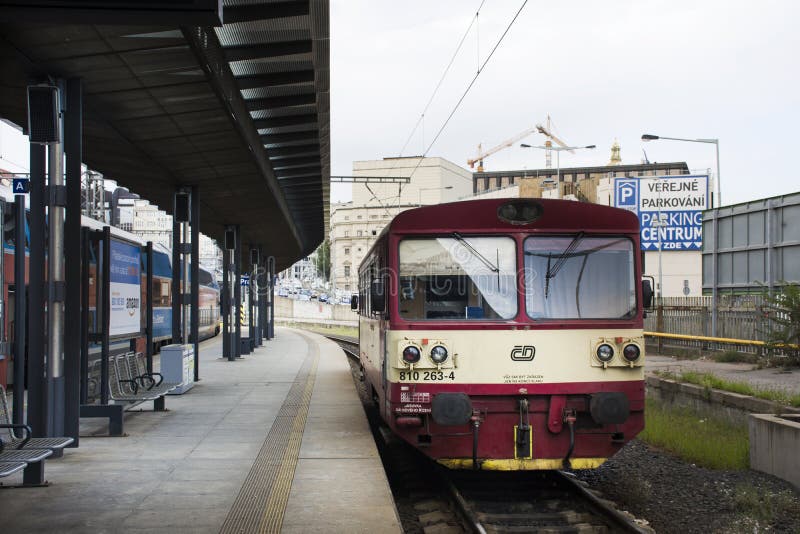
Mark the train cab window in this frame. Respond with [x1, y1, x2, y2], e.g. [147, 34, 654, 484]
[524, 236, 636, 320]
[398, 237, 517, 320]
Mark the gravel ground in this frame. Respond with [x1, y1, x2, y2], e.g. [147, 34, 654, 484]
[575, 439, 800, 533]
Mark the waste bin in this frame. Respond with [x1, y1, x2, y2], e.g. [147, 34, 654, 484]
[240, 337, 252, 355]
[161, 344, 195, 394]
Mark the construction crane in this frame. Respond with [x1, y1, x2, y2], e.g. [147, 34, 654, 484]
[467, 126, 538, 172]
[535, 115, 573, 168]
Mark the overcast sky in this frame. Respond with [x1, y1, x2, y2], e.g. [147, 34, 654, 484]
[329, 0, 799, 206]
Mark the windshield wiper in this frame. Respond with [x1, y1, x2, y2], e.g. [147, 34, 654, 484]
[452, 232, 500, 286]
[545, 232, 584, 298]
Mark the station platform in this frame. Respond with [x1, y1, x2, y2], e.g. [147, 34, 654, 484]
[0, 328, 401, 533]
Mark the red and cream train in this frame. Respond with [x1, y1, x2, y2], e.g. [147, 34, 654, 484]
[354, 198, 651, 470]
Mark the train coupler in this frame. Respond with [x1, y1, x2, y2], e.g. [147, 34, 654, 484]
[514, 398, 532, 459]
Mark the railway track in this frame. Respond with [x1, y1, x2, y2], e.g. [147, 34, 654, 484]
[446, 469, 650, 533]
[324, 332, 652, 534]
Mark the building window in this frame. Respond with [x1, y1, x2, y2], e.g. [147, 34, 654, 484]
[370, 214, 378, 219]
[345, 284, 350, 291]
[344, 247, 350, 255]
[344, 216, 349, 220]
[357, 215, 362, 220]
[344, 231, 349, 237]
[357, 230, 362, 237]
[344, 265, 350, 277]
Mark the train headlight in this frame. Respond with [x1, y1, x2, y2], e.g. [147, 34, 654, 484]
[622, 344, 641, 362]
[596, 343, 615, 362]
[402, 346, 421, 364]
[430, 345, 448, 364]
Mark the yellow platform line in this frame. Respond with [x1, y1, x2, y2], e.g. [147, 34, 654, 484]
[219, 336, 319, 534]
[258, 353, 318, 533]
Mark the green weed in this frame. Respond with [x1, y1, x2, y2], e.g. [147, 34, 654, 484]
[639, 398, 749, 470]
[654, 370, 800, 408]
[733, 484, 797, 521]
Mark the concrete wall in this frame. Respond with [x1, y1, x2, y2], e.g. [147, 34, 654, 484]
[749, 414, 800, 490]
[274, 296, 358, 327]
[646, 375, 800, 425]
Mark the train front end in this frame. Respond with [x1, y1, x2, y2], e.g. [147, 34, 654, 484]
[370, 199, 647, 470]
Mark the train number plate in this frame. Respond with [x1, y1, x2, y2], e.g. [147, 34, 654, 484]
[398, 370, 456, 381]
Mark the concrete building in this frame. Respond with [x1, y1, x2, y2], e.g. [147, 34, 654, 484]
[330, 157, 472, 294]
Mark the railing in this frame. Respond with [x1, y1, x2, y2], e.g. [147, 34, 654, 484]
[644, 295, 771, 343]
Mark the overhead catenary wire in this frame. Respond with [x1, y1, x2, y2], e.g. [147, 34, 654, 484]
[407, 0, 529, 184]
[398, 0, 487, 157]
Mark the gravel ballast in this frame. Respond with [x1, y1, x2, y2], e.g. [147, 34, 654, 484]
[575, 439, 800, 533]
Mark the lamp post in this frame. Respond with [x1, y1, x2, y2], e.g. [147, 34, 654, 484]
[418, 186, 453, 206]
[643, 133, 721, 337]
[520, 144, 596, 194]
[641, 134, 720, 208]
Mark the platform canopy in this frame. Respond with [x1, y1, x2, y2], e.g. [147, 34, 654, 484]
[0, 0, 330, 270]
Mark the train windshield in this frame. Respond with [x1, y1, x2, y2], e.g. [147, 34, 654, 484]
[398, 236, 517, 320]
[524, 236, 636, 320]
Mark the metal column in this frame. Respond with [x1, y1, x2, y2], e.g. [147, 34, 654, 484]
[79, 228, 89, 404]
[63, 77, 81, 444]
[171, 197, 181, 344]
[247, 248, 256, 343]
[28, 143, 46, 437]
[47, 135, 66, 438]
[268, 256, 275, 340]
[146, 242, 154, 373]
[234, 225, 241, 357]
[222, 245, 231, 360]
[258, 251, 266, 344]
[12, 195, 26, 426]
[190, 186, 199, 380]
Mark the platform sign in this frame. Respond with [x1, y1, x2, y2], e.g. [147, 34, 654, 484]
[12, 178, 30, 194]
[109, 238, 141, 336]
[241, 274, 249, 286]
[614, 175, 709, 251]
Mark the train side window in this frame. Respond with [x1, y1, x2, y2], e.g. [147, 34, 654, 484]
[3, 203, 15, 248]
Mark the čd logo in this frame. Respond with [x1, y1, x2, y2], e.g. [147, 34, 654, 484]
[510, 345, 536, 361]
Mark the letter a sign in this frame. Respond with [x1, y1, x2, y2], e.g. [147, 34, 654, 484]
[13, 178, 30, 194]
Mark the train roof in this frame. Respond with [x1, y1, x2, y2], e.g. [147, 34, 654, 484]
[387, 198, 640, 235]
[1, 183, 211, 276]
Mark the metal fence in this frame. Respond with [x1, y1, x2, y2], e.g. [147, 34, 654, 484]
[644, 295, 770, 342]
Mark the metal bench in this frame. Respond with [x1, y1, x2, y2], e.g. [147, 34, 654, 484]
[124, 352, 181, 397]
[1, 386, 74, 451]
[0, 437, 52, 486]
[109, 354, 168, 411]
[0, 461, 27, 478]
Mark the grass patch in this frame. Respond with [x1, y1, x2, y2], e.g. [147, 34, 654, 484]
[712, 350, 757, 364]
[655, 370, 800, 408]
[639, 398, 749, 470]
[279, 321, 358, 339]
[733, 484, 798, 521]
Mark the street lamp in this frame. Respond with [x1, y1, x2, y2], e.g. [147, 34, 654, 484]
[641, 134, 721, 208]
[520, 144, 596, 192]
[418, 186, 453, 206]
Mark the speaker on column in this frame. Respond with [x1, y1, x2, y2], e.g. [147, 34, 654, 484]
[27, 85, 60, 144]
[225, 228, 235, 250]
[250, 249, 259, 266]
[175, 192, 190, 222]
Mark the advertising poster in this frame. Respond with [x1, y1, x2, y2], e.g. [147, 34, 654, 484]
[614, 175, 709, 251]
[109, 238, 141, 337]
